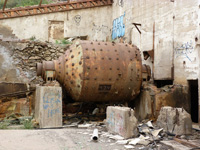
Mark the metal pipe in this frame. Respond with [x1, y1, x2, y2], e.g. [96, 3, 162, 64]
[39, 0, 43, 7]
[3, 0, 8, 11]
[91, 129, 98, 140]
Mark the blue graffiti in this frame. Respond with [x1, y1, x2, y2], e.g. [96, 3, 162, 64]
[175, 41, 194, 62]
[43, 92, 62, 117]
[48, 108, 61, 118]
[107, 111, 114, 126]
[112, 12, 125, 40]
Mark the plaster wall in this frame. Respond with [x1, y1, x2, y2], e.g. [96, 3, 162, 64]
[111, 0, 199, 85]
[0, 6, 112, 42]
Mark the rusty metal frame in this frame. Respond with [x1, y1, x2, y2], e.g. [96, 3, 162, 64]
[132, 23, 141, 34]
[2, 0, 8, 11]
[39, 0, 43, 7]
[0, 0, 113, 20]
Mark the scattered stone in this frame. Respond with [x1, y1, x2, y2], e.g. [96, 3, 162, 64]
[151, 128, 163, 137]
[29, 56, 41, 60]
[116, 140, 128, 145]
[124, 145, 135, 149]
[109, 135, 124, 140]
[146, 121, 153, 128]
[78, 124, 93, 128]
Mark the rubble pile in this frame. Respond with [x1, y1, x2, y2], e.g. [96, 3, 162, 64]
[12, 41, 69, 81]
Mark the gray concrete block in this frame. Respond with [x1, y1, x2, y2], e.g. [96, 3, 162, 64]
[106, 106, 138, 139]
[157, 106, 192, 135]
[35, 86, 62, 128]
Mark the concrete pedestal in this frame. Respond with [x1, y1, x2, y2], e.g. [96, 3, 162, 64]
[106, 106, 138, 139]
[35, 86, 62, 128]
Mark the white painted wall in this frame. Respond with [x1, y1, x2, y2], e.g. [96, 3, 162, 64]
[0, 6, 112, 42]
[111, 0, 199, 85]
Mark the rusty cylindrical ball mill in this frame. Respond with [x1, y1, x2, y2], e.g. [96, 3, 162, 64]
[37, 40, 143, 102]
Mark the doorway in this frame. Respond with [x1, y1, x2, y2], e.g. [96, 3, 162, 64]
[48, 20, 64, 43]
[189, 80, 198, 123]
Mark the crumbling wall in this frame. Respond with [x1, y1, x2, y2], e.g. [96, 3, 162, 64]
[12, 41, 67, 82]
[111, 0, 199, 86]
[0, 6, 112, 42]
[0, 25, 68, 83]
[0, 25, 25, 83]
[133, 83, 190, 121]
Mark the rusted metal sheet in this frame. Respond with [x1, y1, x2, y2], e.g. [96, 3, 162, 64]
[37, 40, 143, 102]
[142, 64, 151, 81]
[0, 82, 27, 96]
[143, 50, 154, 61]
[0, 0, 113, 20]
[2, 0, 8, 11]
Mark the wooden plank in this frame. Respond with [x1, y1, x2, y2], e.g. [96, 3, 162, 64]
[173, 138, 198, 148]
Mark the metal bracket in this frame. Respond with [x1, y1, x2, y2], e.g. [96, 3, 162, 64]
[132, 23, 141, 34]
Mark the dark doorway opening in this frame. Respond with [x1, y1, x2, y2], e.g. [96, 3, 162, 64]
[189, 80, 198, 123]
[154, 80, 173, 88]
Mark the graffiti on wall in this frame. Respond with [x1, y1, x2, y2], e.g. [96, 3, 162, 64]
[175, 41, 194, 62]
[74, 15, 81, 26]
[112, 12, 125, 40]
[118, 0, 124, 7]
[92, 24, 110, 35]
[107, 111, 125, 135]
[43, 91, 62, 118]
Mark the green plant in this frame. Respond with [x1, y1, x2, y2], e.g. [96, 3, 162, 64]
[0, 0, 57, 9]
[23, 119, 33, 129]
[55, 40, 59, 44]
[30, 36, 36, 41]
[61, 39, 71, 45]
[0, 118, 10, 129]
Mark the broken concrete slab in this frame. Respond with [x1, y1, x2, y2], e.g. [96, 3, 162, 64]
[106, 106, 138, 139]
[35, 86, 62, 128]
[157, 106, 192, 135]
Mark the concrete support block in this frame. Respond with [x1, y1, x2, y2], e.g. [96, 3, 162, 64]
[35, 86, 62, 128]
[157, 106, 192, 135]
[106, 106, 138, 139]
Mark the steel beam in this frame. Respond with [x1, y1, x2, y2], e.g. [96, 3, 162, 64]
[3, 0, 8, 11]
[0, 0, 113, 20]
[39, 0, 43, 7]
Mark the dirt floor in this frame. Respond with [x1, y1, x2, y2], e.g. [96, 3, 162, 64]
[0, 128, 124, 150]
[0, 127, 175, 150]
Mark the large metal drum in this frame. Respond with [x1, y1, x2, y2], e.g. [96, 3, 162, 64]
[37, 40, 142, 102]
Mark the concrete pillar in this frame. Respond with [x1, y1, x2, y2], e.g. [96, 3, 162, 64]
[35, 86, 62, 128]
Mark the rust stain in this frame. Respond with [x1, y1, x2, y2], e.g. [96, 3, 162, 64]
[0, 0, 113, 20]
[37, 40, 143, 102]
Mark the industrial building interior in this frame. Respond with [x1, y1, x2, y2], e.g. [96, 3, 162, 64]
[0, 0, 200, 150]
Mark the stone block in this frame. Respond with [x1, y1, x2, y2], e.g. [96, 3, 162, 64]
[35, 86, 62, 128]
[106, 106, 138, 139]
[157, 106, 192, 135]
